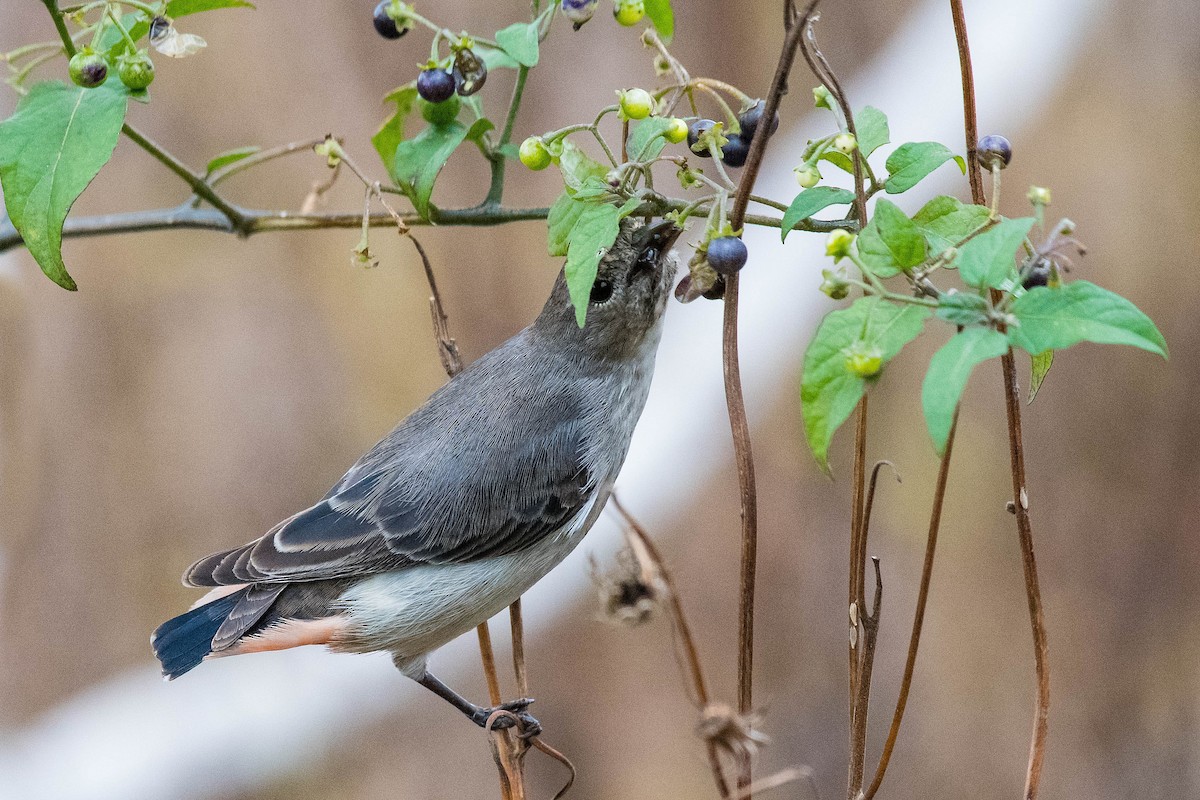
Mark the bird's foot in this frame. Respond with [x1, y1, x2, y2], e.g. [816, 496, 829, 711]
[474, 697, 541, 737]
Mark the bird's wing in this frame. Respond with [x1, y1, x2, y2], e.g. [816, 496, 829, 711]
[185, 340, 595, 587]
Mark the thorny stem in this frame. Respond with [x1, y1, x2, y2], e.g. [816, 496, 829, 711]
[951, 3, 1050, 797]
[610, 495, 732, 800]
[863, 415, 957, 799]
[721, 4, 809, 796]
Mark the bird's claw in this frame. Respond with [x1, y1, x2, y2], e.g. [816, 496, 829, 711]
[475, 698, 542, 737]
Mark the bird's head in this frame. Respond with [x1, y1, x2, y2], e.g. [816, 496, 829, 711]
[535, 217, 681, 362]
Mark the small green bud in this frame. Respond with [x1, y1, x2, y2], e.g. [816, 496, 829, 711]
[677, 165, 701, 189]
[518, 137, 552, 170]
[825, 229, 855, 261]
[618, 87, 654, 120]
[813, 85, 834, 110]
[664, 118, 688, 144]
[833, 133, 857, 154]
[1027, 185, 1051, 206]
[613, 0, 645, 26]
[653, 55, 671, 76]
[819, 269, 850, 300]
[844, 341, 883, 377]
[794, 163, 821, 188]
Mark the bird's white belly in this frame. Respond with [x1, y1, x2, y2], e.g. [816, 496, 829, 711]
[334, 493, 603, 673]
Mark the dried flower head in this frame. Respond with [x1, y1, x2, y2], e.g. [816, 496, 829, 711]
[590, 547, 659, 626]
[697, 702, 770, 762]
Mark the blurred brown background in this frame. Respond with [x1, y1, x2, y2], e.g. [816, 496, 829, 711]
[1, 0, 1198, 798]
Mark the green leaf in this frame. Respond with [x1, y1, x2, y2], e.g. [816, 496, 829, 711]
[855, 106, 889, 158]
[1008, 281, 1168, 358]
[495, 22, 539, 67]
[167, 0, 255, 14]
[818, 150, 854, 174]
[547, 192, 586, 256]
[556, 140, 608, 195]
[392, 120, 469, 219]
[935, 291, 990, 326]
[565, 203, 622, 326]
[956, 216, 1034, 289]
[644, 0, 675, 42]
[204, 145, 259, 175]
[884, 142, 966, 194]
[780, 186, 855, 241]
[626, 117, 675, 162]
[372, 86, 418, 174]
[0, 81, 130, 290]
[801, 297, 930, 471]
[856, 199, 927, 277]
[921, 327, 1010, 453]
[911, 195, 990, 253]
[1028, 350, 1053, 403]
[476, 45, 521, 71]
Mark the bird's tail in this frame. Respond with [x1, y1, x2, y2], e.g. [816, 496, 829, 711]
[152, 590, 245, 680]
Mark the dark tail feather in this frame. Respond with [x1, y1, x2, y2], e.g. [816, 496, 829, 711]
[152, 590, 244, 679]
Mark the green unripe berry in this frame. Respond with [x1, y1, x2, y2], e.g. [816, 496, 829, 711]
[117, 52, 155, 90]
[518, 137, 552, 170]
[618, 88, 654, 120]
[813, 84, 834, 110]
[844, 342, 883, 378]
[825, 228, 855, 261]
[68, 49, 108, 88]
[419, 93, 461, 125]
[664, 118, 688, 144]
[833, 133, 857, 154]
[613, 0, 645, 26]
[794, 164, 821, 188]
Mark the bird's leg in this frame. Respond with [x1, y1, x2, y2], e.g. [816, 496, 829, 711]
[416, 671, 542, 736]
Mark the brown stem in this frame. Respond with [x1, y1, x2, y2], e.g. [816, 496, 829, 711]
[863, 414, 958, 799]
[950, 3, 1050, 797]
[611, 495, 732, 800]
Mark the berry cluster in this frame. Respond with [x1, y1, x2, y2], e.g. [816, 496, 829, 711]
[68, 46, 155, 90]
[687, 99, 779, 168]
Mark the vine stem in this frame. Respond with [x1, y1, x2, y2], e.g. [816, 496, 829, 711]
[722, 3, 808, 795]
[950, 2, 1049, 797]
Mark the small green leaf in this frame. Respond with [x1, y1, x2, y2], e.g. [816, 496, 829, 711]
[626, 117, 675, 162]
[0, 81, 130, 289]
[1009, 281, 1168, 358]
[935, 291, 990, 326]
[911, 195, 990, 253]
[204, 145, 259, 175]
[465, 117, 495, 144]
[1028, 350, 1053, 403]
[166, 0, 255, 14]
[372, 86, 418, 174]
[884, 142, 966, 194]
[556, 140, 608, 195]
[644, 0, 675, 42]
[547, 192, 586, 257]
[565, 203, 622, 326]
[921, 327, 1010, 453]
[801, 297, 930, 471]
[956, 216, 1034, 289]
[392, 121, 469, 219]
[855, 106, 889, 158]
[818, 150, 854, 174]
[495, 22, 539, 67]
[856, 199, 927, 277]
[780, 186, 855, 241]
[476, 45, 521, 71]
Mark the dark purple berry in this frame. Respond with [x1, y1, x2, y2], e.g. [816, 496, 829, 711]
[707, 237, 748, 275]
[452, 48, 487, 96]
[738, 99, 779, 141]
[721, 134, 750, 168]
[373, 1, 406, 38]
[687, 119, 716, 158]
[417, 68, 456, 103]
[702, 275, 727, 300]
[976, 134, 1012, 169]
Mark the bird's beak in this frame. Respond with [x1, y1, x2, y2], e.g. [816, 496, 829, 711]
[636, 219, 684, 254]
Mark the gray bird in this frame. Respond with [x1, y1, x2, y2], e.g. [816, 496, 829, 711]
[152, 217, 681, 732]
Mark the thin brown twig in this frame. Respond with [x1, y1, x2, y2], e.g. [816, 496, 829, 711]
[863, 413, 958, 799]
[949, 4, 1050, 797]
[610, 495, 732, 800]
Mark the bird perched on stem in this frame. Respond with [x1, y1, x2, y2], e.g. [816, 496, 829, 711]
[153, 218, 682, 733]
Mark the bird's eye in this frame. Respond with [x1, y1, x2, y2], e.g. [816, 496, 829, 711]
[590, 279, 614, 304]
[640, 247, 659, 264]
